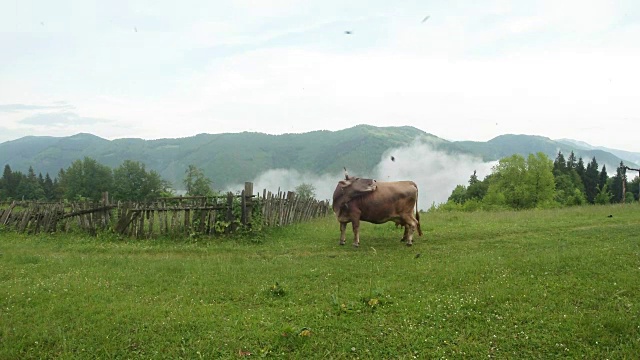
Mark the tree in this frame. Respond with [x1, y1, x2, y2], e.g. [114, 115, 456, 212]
[113, 160, 171, 201]
[523, 153, 556, 208]
[295, 183, 316, 200]
[448, 185, 467, 204]
[62, 157, 113, 200]
[54, 169, 66, 200]
[43, 173, 55, 200]
[567, 151, 578, 170]
[610, 162, 628, 203]
[486, 154, 528, 208]
[483, 153, 555, 209]
[594, 184, 612, 205]
[0, 164, 19, 199]
[583, 157, 600, 203]
[466, 171, 490, 200]
[183, 165, 213, 197]
[14, 166, 45, 200]
[629, 175, 640, 201]
[553, 151, 567, 176]
[598, 165, 608, 192]
[576, 157, 586, 185]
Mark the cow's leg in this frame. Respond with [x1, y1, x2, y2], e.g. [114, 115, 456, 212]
[402, 224, 410, 242]
[405, 224, 416, 246]
[402, 215, 418, 246]
[352, 219, 360, 247]
[339, 222, 347, 245]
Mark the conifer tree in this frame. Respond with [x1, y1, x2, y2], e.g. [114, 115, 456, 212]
[610, 162, 627, 203]
[567, 151, 578, 170]
[553, 151, 567, 176]
[583, 157, 600, 203]
[598, 165, 608, 191]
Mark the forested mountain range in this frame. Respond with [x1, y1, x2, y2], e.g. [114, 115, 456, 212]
[0, 125, 637, 190]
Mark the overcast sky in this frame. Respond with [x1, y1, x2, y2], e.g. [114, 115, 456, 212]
[2, 0, 639, 151]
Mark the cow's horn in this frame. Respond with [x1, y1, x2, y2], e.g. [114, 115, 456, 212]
[343, 167, 349, 180]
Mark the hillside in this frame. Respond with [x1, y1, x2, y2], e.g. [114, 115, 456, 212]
[0, 125, 636, 190]
[0, 125, 442, 189]
[456, 134, 636, 170]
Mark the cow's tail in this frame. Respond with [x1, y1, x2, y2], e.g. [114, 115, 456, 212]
[415, 185, 423, 236]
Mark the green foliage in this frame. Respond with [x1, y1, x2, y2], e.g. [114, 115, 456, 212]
[565, 188, 587, 206]
[610, 162, 629, 203]
[183, 165, 213, 197]
[594, 184, 613, 205]
[524, 153, 556, 207]
[294, 183, 316, 200]
[483, 153, 555, 209]
[583, 157, 600, 203]
[446, 150, 621, 211]
[447, 184, 467, 204]
[467, 172, 491, 200]
[625, 191, 635, 203]
[112, 160, 171, 201]
[15, 166, 45, 200]
[2, 205, 640, 358]
[62, 157, 114, 201]
[629, 176, 640, 201]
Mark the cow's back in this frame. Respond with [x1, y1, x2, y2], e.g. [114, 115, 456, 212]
[350, 181, 418, 224]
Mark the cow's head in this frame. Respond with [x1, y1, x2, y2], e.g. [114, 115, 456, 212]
[333, 169, 377, 214]
[338, 176, 377, 196]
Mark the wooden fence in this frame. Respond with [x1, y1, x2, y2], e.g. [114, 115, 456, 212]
[0, 182, 331, 238]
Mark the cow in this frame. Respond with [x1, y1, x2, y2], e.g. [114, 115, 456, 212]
[332, 170, 423, 247]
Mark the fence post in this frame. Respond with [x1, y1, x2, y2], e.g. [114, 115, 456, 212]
[243, 182, 253, 227]
[226, 192, 235, 233]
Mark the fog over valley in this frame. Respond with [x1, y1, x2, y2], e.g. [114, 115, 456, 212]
[233, 140, 496, 208]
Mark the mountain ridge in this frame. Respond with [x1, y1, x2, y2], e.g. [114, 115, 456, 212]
[1, 125, 637, 189]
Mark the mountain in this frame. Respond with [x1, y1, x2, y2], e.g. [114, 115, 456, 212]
[0, 125, 442, 189]
[457, 134, 636, 171]
[0, 125, 636, 189]
[557, 138, 640, 166]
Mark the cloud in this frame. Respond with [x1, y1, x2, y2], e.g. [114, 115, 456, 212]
[237, 139, 496, 209]
[227, 168, 341, 201]
[19, 111, 109, 127]
[0, 103, 74, 113]
[373, 140, 496, 209]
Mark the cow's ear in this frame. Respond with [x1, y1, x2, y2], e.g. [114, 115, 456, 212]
[339, 180, 350, 188]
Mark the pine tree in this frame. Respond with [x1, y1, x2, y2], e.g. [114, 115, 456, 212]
[43, 173, 55, 200]
[1, 164, 17, 199]
[598, 165, 608, 191]
[567, 151, 578, 170]
[576, 157, 586, 184]
[553, 151, 568, 176]
[16, 166, 45, 200]
[583, 157, 600, 204]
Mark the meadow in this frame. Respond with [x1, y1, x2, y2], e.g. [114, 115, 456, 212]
[1, 204, 639, 359]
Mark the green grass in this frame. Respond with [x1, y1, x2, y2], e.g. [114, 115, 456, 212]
[1, 204, 639, 359]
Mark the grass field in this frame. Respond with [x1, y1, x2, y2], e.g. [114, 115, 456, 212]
[1, 204, 639, 359]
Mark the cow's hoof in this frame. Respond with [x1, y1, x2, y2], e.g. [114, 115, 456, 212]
[406, 242, 413, 247]
[339, 242, 345, 246]
[353, 243, 359, 248]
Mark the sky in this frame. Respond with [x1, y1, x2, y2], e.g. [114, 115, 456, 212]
[1, 0, 640, 152]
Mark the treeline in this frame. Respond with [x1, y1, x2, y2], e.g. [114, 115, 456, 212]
[0, 158, 216, 202]
[441, 151, 639, 211]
